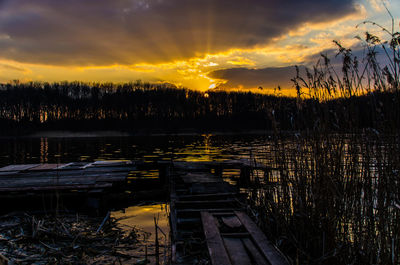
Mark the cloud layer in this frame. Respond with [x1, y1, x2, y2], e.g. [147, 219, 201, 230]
[0, 0, 357, 66]
[209, 66, 303, 91]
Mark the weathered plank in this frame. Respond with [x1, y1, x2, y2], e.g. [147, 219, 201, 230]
[0, 172, 126, 187]
[28, 164, 67, 171]
[201, 211, 231, 265]
[235, 211, 289, 265]
[0, 164, 39, 172]
[222, 216, 242, 229]
[177, 192, 238, 201]
[174, 160, 268, 170]
[223, 237, 252, 265]
[168, 160, 291, 265]
[191, 182, 237, 194]
[176, 208, 242, 218]
[175, 200, 238, 210]
[220, 233, 250, 238]
[0, 168, 135, 181]
[0, 172, 18, 176]
[173, 162, 209, 171]
[170, 200, 178, 241]
[0, 183, 112, 192]
[91, 160, 133, 167]
[242, 238, 269, 265]
[181, 173, 221, 184]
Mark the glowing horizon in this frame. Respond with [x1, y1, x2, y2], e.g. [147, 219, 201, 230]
[0, 0, 398, 95]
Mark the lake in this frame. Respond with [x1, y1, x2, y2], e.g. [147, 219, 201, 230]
[0, 132, 398, 264]
[0, 132, 271, 166]
[0, 132, 271, 264]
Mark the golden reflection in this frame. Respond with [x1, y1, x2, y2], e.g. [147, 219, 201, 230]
[111, 204, 169, 264]
[165, 134, 229, 163]
[40, 137, 48, 163]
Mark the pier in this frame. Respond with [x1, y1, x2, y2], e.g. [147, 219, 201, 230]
[0, 160, 289, 265]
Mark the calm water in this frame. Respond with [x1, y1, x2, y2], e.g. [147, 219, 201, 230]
[0, 132, 271, 166]
[0, 132, 271, 264]
[1, 133, 398, 263]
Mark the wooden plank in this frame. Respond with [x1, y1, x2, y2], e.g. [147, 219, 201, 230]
[181, 173, 221, 184]
[0, 164, 39, 172]
[220, 233, 250, 238]
[178, 192, 238, 201]
[0, 172, 126, 186]
[235, 211, 289, 265]
[223, 237, 252, 265]
[0, 173, 127, 192]
[81, 162, 95, 169]
[222, 216, 242, 229]
[0, 172, 18, 176]
[173, 162, 209, 171]
[191, 182, 237, 194]
[0, 170, 128, 180]
[175, 199, 238, 209]
[0, 183, 112, 192]
[81, 160, 133, 169]
[28, 164, 67, 171]
[170, 200, 178, 241]
[91, 160, 133, 167]
[242, 238, 269, 265]
[0, 178, 97, 187]
[170, 170, 178, 264]
[55, 162, 75, 169]
[56, 162, 88, 170]
[0, 169, 132, 182]
[177, 208, 241, 218]
[201, 211, 231, 265]
[176, 199, 237, 205]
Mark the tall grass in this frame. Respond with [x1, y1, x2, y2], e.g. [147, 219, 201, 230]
[249, 133, 400, 264]
[248, 9, 400, 265]
[292, 5, 399, 100]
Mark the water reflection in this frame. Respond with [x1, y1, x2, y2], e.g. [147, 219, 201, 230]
[112, 204, 170, 264]
[0, 133, 268, 263]
[0, 133, 268, 166]
[40, 137, 48, 163]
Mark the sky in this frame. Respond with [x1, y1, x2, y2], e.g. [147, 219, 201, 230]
[0, 0, 399, 95]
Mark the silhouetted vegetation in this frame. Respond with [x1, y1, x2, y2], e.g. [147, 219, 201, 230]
[247, 10, 400, 265]
[0, 80, 398, 135]
[1, 12, 399, 135]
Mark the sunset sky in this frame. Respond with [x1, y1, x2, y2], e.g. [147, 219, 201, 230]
[0, 0, 399, 95]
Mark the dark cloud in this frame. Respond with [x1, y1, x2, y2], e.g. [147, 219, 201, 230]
[209, 66, 306, 90]
[0, 0, 357, 65]
[213, 41, 397, 91]
[305, 42, 391, 70]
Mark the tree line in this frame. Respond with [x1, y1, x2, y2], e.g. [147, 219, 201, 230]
[0, 80, 398, 134]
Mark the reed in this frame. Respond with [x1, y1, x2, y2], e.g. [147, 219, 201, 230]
[248, 132, 400, 264]
[248, 9, 400, 265]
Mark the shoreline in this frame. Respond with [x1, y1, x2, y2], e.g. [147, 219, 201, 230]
[0, 129, 272, 139]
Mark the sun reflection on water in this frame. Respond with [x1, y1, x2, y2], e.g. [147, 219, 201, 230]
[112, 204, 170, 264]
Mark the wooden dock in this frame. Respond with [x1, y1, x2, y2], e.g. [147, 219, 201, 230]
[169, 161, 289, 265]
[0, 161, 137, 193]
[0, 160, 289, 264]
